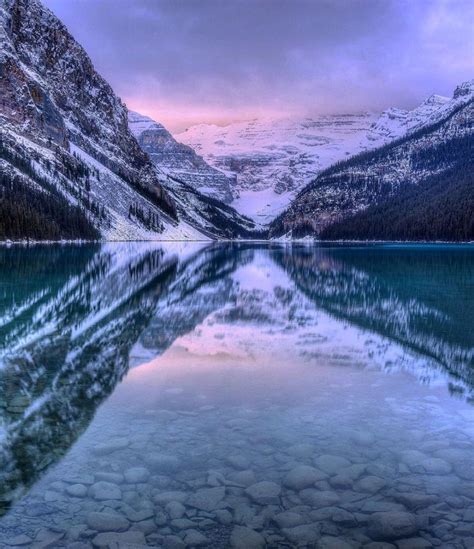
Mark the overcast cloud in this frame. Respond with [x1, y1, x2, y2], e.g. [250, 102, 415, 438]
[43, 0, 474, 132]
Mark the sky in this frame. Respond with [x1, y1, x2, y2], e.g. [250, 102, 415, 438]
[43, 0, 474, 133]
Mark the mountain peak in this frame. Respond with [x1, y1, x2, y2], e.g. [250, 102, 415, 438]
[420, 94, 450, 107]
[128, 110, 166, 136]
[453, 79, 474, 99]
[129, 110, 235, 204]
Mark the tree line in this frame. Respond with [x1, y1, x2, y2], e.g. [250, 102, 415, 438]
[320, 161, 474, 242]
[0, 137, 99, 240]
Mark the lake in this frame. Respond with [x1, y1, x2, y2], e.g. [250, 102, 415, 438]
[0, 242, 473, 548]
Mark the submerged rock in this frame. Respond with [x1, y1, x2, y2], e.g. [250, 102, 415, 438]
[245, 481, 281, 505]
[94, 472, 124, 484]
[314, 455, 351, 475]
[299, 489, 340, 508]
[4, 534, 33, 546]
[183, 529, 209, 546]
[92, 437, 129, 456]
[228, 469, 257, 487]
[163, 535, 186, 549]
[154, 490, 189, 505]
[226, 454, 251, 470]
[419, 457, 452, 475]
[166, 500, 186, 519]
[282, 524, 320, 545]
[86, 511, 129, 532]
[318, 536, 353, 549]
[351, 430, 376, 446]
[230, 525, 265, 549]
[283, 465, 326, 490]
[145, 452, 180, 473]
[187, 486, 226, 511]
[124, 466, 150, 483]
[273, 511, 306, 528]
[66, 483, 88, 498]
[91, 530, 146, 547]
[357, 475, 386, 493]
[89, 481, 122, 501]
[396, 538, 433, 548]
[367, 511, 418, 540]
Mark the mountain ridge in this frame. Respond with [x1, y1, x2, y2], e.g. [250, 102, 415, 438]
[128, 111, 263, 239]
[269, 84, 474, 241]
[128, 111, 235, 204]
[175, 85, 470, 222]
[0, 0, 260, 241]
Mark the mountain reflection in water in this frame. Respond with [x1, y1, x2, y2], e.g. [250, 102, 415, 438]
[0, 242, 472, 541]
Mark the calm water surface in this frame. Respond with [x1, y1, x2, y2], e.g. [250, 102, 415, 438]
[0, 242, 473, 548]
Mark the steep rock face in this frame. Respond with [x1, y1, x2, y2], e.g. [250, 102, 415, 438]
[128, 112, 262, 239]
[270, 82, 474, 238]
[129, 111, 234, 204]
[0, 0, 211, 241]
[175, 94, 451, 221]
[2, 0, 174, 211]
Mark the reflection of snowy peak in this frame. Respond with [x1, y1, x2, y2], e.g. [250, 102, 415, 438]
[128, 111, 234, 204]
[175, 89, 461, 222]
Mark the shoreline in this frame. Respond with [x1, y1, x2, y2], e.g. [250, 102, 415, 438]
[0, 238, 473, 247]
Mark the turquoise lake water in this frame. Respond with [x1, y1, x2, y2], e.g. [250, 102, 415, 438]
[0, 242, 473, 548]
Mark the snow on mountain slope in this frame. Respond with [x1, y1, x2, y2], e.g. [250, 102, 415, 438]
[129, 111, 234, 204]
[175, 92, 456, 222]
[270, 81, 474, 238]
[128, 112, 263, 239]
[0, 0, 214, 241]
[0, 0, 196, 239]
[158, 173, 264, 240]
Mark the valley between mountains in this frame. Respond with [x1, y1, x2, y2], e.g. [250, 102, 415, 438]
[0, 0, 472, 242]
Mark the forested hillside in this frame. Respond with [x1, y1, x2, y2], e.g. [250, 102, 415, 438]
[320, 161, 474, 241]
[0, 137, 99, 240]
[270, 93, 473, 240]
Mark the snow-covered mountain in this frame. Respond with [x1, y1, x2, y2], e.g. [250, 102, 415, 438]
[0, 0, 203, 241]
[0, 0, 260, 241]
[269, 81, 474, 239]
[128, 111, 261, 239]
[175, 93, 460, 222]
[129, 111, 234, 204]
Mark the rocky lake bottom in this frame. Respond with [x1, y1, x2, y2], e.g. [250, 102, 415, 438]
[0, 243, 473, 548]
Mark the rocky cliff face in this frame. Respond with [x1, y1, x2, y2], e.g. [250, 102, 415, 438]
[1, 0, 174, 211]
[0, 0, 262, 241]
[129, 111, 235, 204]
[128, 112, 262, 239]
[269, 82, 474, 237]
[0, 0, 229, 241]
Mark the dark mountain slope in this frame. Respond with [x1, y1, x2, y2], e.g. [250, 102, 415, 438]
[320, 159, 474, 241]
[270, 89, 473, 239]
[0, 135, 99, 239]
[162, 173, 266, 239]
